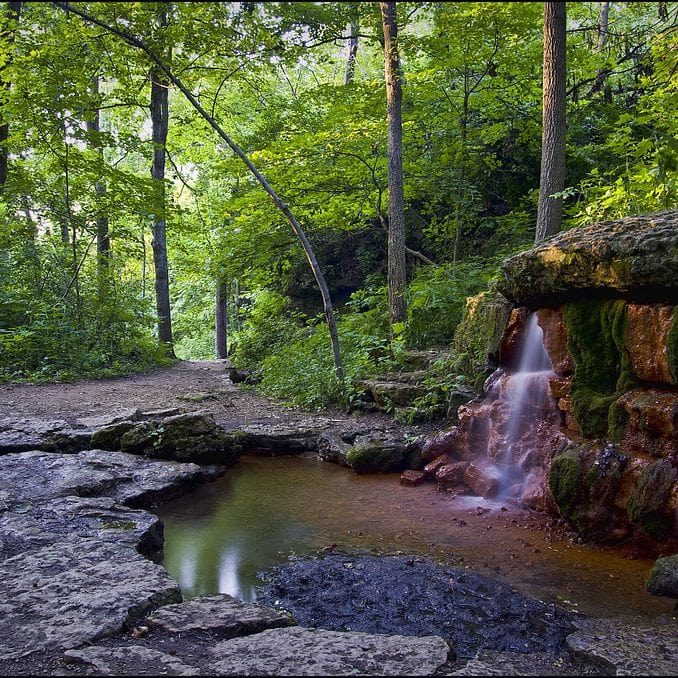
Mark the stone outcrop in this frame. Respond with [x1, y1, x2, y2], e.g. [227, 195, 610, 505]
[498, 211, 678, 308]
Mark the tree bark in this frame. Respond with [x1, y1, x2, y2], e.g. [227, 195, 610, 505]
[535, 1, 566, 244]
[595, 2, 610, 52]
[85, 75, 111, 293]
[215, 281, 228, 359]
[344, 20, 358, 85]
[150, 4, 174, 354]
[380, 1, 407, 328]
[0, 1, 21, 188]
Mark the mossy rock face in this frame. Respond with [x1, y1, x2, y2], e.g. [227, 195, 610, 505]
[452, 290, 513, 384]
[626, 460, 676, 541]
[668, 312, 678, 383]
[549, 445, 629, 541]
[120, 421, 158, 455]
[561, 299, 637, 439]
[498, 211, 678, 307]
[646, 555, 678, 598]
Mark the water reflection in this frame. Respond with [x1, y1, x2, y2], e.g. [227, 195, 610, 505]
[157, 456, 674, 617]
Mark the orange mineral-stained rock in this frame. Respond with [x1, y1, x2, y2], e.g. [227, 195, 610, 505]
[500, 307, 529, 369]
[536, 307, 574, 376]
[435, 461, 469, 488]
[615, 389, 678, 460]
[400, 470, 428, 486]
[463, 461, 502, 498]
[625, 304, 675, 385]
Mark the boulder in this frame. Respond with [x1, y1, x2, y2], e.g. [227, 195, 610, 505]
[421, 427, 461, 462]
[463, 461, 502, 498]
[645, 554, 678, 598]
[345, 436, 410, 474]
[436, 461, 469, 489]
[92, 421, 138, 450]
[207, 627, 452, 676]
[317, 432, 352, 466]
[400, 470, 428, 486]
[239, 422, 322, 456]
[498, 211, 678, 308]
[424, 454, 452, 478]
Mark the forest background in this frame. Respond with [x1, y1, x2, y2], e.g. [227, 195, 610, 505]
[0, 1, 675, 410]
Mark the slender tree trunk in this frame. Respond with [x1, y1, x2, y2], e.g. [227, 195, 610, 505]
[344, 20, 359, 85]
[85, 75, 111, 295]
[595, 2, 610, 52]
[380, 1, 407, 328]
[51, 1, 344, 383]
[215, 281, 228, 359]
[0, 1, 21, 189]
[150, 5, 174, 354]
[453, 84, 469, 264]
[535, 1, 567, 244]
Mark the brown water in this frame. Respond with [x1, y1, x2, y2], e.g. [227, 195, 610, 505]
[157, 455, 674, 618]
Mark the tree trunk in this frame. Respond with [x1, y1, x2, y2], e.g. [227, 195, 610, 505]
[380, 1, 407, 328]
[52, 1, 344, 383]
[344, 20, 359, 85]
[215, 281, 228, 359]
[0, 1, 21, 188]
[535, 1, 566, 244]
[150, 5, 174, 354]
[85, 75, 111, 294]
[595, 2, 610, 52]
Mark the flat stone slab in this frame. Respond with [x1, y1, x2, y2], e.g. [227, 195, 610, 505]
[566, 616, 678, 676]
[146, 593, 295, 638]
[0, 495, 163, 560]
[208, 627, 451, 676]
[451, 650, 582, 675]
[0, 537, 181, 660]
[0, 449, 216, 510]
[64, 646, 200, 676]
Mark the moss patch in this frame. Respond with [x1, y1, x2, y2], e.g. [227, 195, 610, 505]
[549, 448, 585, 522]
[562, 299, 637, 439]
[346, 442, 406, 474]
[627, 460, 676, 540]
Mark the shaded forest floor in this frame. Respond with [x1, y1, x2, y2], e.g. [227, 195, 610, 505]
[0, 360, 401, 433]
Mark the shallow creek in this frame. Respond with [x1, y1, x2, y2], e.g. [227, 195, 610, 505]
[157, 455, 673, 619]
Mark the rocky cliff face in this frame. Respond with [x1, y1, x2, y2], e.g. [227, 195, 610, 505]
[426, 212, 677, 554]
[503, 212, 677, 553]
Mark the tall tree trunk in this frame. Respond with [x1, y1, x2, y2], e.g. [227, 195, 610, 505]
[150, 4, 174, 354]
[0, 1, 21, 189]
[52, 1, 344, 383]
[215, 281, 228, 359]
[380, 1, 407, 328]
[453, 81, 469, 265]
[595, 2, 610, 52]
[535, 1, 567, 244]
[344, 20, 359, 85]
[85, 75, 111, 295]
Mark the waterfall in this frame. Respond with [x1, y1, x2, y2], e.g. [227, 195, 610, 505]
[496, 313, 555, 498]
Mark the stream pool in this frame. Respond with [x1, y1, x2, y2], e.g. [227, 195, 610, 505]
[157, 455, 674, 618]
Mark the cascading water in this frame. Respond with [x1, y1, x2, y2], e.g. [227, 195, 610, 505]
[452, 311, 562, 504]
[495, 313, 556, 498]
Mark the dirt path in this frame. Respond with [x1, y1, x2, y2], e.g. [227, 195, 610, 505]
[0, 360, 400, 433]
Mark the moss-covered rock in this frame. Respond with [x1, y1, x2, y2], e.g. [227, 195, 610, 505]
[452, 290, 513, 385]
[549, 444, 629, 541]
[90, 422, 137, 450]
[498, 211, 678, 307]
[646, 555, 678, 598]
[668, 311, 678, 383]
[626, 460, 676, 541]
[345, 440, 408, 474]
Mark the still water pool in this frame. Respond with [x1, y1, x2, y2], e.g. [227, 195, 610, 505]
[157, 455, 674, 618]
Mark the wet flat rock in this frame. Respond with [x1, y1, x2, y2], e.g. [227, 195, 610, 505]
[257, 554, 576, 660]
[0, 537, 181, 660]
[146, 593, 295, 638]
[451, 650, 589, 676]
[0, 449, 216, 509]
[566, 616, 678, 676]
[207, 627, 452, 676]
[0, 495, 163, 559]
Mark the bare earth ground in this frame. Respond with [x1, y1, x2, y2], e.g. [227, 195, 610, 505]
[0, 360, 400, 433]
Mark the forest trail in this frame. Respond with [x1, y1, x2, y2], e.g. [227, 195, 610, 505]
[0, 361, 394, 432]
